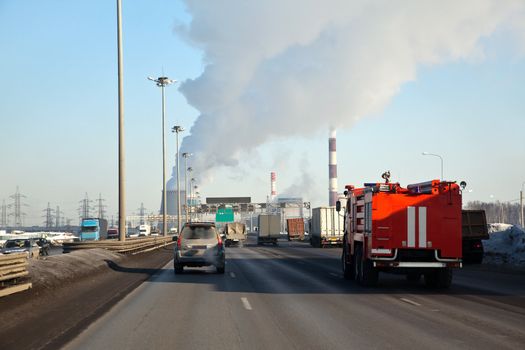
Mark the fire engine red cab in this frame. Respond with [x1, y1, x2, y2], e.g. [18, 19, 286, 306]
[338, 177, 462, 288]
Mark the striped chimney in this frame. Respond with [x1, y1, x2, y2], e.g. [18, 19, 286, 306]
[329, 129, 338, 206]
[271, 171, 277, 201]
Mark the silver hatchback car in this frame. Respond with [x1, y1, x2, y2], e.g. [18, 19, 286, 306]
[174, 222, 225, 274]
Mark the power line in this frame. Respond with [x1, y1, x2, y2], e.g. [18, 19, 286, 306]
[8, 186, 27, 227]
[42, 202, 55, 228]
[95, 193, 106, 219]
[1, 199, 7, 227]
[78, 193, 93, 223]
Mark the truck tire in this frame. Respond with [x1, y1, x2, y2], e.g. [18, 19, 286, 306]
[174, 264, 184, 274]
[471, 252, 483, 264]
[356, 245, 378, 287]
[406, 273, 421, 282]
[424, 268, 452, 288]
[342, 243, 355, 280]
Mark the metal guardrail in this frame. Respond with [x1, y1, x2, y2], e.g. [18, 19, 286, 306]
[0, 253, 32, 298]
[62, 235, 175, 254]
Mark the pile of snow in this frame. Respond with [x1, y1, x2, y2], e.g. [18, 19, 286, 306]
[483, 224, 525, 266]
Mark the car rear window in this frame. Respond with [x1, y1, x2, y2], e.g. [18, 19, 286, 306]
[181, 226, 216, 240]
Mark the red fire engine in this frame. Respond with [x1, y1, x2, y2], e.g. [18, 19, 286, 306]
[338, 175, 462, 288]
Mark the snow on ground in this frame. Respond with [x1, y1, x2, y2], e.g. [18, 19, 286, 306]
[29, 248, 124, 290]
[484, 224, 525, 266]
[0, 231, 78, 246]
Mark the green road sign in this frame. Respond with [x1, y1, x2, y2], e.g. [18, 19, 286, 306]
[216, 207, 234, 222]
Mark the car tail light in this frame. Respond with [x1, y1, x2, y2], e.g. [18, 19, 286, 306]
[177, 236, 182, 249]
[217, 235, 223, 249]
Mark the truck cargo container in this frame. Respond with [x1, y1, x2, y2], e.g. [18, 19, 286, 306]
[339, 178, 462, 288]
[286, 218, 305, 241]
[310, 207, 344, 248]
[462, 210, 489, 264]
[223, 222, 247, 247]
[257, 214, 281, 245]
[80, 218, 108, 241]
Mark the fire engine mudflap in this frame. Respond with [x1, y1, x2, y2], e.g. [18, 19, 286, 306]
[338, 175, 463, 288]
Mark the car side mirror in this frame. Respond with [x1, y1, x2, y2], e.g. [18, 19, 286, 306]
[172, 235, 179, 242]
[336, 200, 341, 212]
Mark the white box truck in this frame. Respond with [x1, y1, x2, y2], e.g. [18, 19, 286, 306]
[138, 224, 151, 237]
[310, 207, 344, 248]
[257, 214, 281, 245]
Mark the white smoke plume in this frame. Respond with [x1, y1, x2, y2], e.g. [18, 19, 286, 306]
[177, 0, 524, 178]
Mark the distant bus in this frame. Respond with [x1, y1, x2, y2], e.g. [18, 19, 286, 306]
[80, 218, 108, 241]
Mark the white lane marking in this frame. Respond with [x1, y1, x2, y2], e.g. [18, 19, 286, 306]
[419, 206, 427, 248]
[400, 298, 421, 306]
[329, 272, 339, 277]
[229, 272, 236, 278]
[241, 297, 252, 310]
[407, 206, 415, 248]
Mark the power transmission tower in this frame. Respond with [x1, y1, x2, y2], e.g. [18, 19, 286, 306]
[78, 193, 93, 223]
[42, 202, 55, 228]
[55, 205, 63, 228]
[137, 203, 147, 224]
[8, 186, 27, 227]
[1, 199, 7, 227]
[95, 193, 106, 219]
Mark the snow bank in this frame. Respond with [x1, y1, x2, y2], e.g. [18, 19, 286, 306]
[483, 224, 525, 266]
[28, 248, 123, 290]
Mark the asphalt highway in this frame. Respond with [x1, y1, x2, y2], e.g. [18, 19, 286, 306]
[64, 239, 525, 350]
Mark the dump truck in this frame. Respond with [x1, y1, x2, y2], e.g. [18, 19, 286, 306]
[257, 214, 281, 245]
[286, 218, 305, 241]
[462, 210, 489, 264]
[339, 178, 462, 288]
[223, 222, 247, 247]
[310, 207, 344, 247]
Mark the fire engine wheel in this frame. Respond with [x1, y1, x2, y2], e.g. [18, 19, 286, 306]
[424, 268, 452, 288]
[342, 244, 355, 280]
[355, 245, 378, 287]
[406, 273, 421, 282]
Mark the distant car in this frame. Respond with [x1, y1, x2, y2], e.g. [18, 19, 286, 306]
[107, 228, 119, 240]
[174, 222, 225, 274]
[2, 239, 40, 258]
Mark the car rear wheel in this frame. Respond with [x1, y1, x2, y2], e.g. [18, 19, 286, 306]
[216, 265, 225, 274]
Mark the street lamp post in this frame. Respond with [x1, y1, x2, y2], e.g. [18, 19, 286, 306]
[172, 126, 184, 233]
[182, 153, 192, 224]
[193, 184, 198, 222]
[117, 0, 126, 241]
[190, 178, 196, 222]
[186, 166, 193, 222]
[422, 152, 444, 180]
[520, 181, 525, 229]
[148, 76, 176, 236]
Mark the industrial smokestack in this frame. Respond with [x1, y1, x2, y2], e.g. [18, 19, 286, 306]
[271, 171, 277, 201]
[329, 129, 338, 206]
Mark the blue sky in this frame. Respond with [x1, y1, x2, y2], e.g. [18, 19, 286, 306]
[0, 1, 524, 226]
